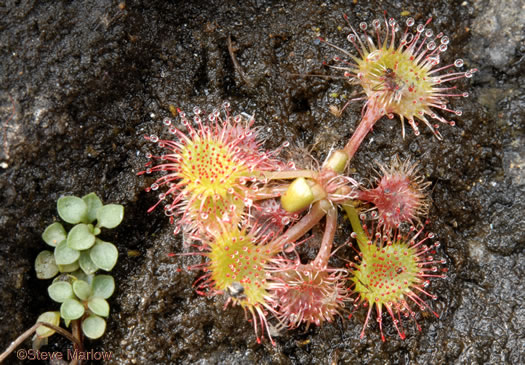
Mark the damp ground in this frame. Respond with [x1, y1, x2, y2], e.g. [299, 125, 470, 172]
[0, 0, 523, 364]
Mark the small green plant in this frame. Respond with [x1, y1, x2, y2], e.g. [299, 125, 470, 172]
[34, 193, 123, 342]
[0, 193, 123, 363]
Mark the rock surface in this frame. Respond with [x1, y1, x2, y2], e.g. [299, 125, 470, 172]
[1, 0, 523, 364]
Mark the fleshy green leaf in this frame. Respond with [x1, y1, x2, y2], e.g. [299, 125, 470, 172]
[48, 281, 74, 303]
[54, 240, 80, 265]
[31, 336, 48, 351]
[35, 251, 59, 279]
[79, 251, 98, 275]
[52, 273, 75, 284]
[67, 224, 96, 250]
[90, 239, 118, 271]
[57, 196, 88, 224]
[70, 269, 89, 283]
[82, 193, 103, 223]
[35, 312, 61, 338]
[92, 275, 115, 299]
[60, 298, 85, 320]
[42, 223, 67, 247]
[81, 315, 106, 339]
[73, 280, 92, 301]
[96, 204, 124, 229]
[58, 261, 80, 273]
[87, 297, 109, 317]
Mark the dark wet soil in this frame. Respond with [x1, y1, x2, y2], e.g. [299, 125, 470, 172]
[1, 0, 523, 364]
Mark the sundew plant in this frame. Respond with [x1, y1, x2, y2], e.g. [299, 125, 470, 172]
[140, 12, 475, 344]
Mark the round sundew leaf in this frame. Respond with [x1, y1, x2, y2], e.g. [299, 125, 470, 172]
[82, 193, 103, 223]
[35, 311, 61, 338]
[73, 280, 92, 301]
[42, 222, 67, 247]
[57, 196, 88, 224]
[54, 240, 80, 265]
[79, 251, 98, 275]
[96, 204, 124, 229]
[90, 239, 118, 272]
[87, 297, 109, 317]
[81, 315, 106, 339]
[60, 298, 85, 320]
[67, 223, 96, 251]
[35, 250, 59, 279]
[92, 275, 115, 299]
[48, 281, 74, 303]
[58, 261, 80, 273]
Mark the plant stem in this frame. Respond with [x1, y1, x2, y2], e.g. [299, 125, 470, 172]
[70, 319, 83, 365]
[273, 200, 328, 250]
[312, 205, 337, 269]
[342, 202, 367, 252]
[252, 185, 290, 200]
[262, 169, 317, 180]
[343, 97, 383, 163]
[0, 322, 83, 363]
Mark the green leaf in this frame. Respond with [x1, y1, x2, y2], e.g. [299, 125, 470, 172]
[35, 312, 61, 338]
[57, 196, 88, 224]
[79, 251, 98, 275]
[73, 280, 92, 301]
[31, 335, 48, 351]
[48, 281, 74, 303]
[58, 261, 80, 273]
[60, 298, 85, 320]
[96, 204, 124, 229]
[52, 274, 69, 284]
[92, 275, 115, 299]
[70, 269, 89, 283]
[52, 273, 70, 283]
[67, 224, 96, 250]
[35, 251, 59, 279]
[54, 240, 80, 265]
[42, 223, 67, 247]
[81, 315, 106, 339]
[82, 193, 103, 223]
[90, 239, 118, 271]
[87, 297, 109, 317]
